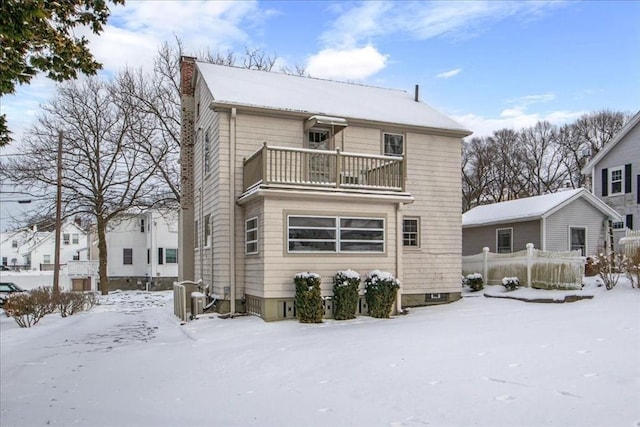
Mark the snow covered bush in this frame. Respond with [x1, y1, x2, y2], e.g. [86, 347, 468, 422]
[501, 277, 520, 291]
[626, 249, 640, 289]
[3, 287, 56, 328]
[294, 272, 323, 323]
[364, 270, 400, 319]
[466, 273, 484, 292]
[54, 291, 96, 317]
[593, 252, 628, 290]
[332, 270, 360, 320]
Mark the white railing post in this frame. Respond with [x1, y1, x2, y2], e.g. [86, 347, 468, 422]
[526, 243, 534, 287]
[482, 247, 489, 284]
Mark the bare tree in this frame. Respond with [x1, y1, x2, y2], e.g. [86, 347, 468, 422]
[1, 78, 163, 294]
[518, 121, 567, 196]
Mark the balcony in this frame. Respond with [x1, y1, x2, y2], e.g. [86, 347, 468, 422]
[243, 143, 406, 194]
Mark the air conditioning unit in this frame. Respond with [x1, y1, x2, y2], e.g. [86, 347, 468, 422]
[191, 292, 205, 317]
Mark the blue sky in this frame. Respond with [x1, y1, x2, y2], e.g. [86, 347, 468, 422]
[1, 0, 639, 228]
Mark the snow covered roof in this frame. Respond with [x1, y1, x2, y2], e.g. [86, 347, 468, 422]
[581, 110, 640, 175]
[196, 62, 471, 134]
[462, 188, 622, 227]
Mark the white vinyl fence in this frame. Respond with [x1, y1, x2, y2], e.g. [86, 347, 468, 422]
[462, 243, 585, 290]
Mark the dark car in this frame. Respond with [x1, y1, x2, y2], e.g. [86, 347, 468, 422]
[0, 282, 26, 306]
[0, 265, 10, 271]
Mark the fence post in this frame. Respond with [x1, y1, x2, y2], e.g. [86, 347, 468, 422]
[526, 243, 534, 287]
[482, 247, 489, 284]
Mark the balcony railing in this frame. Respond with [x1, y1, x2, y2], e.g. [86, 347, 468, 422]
[243, 143, 405, 193]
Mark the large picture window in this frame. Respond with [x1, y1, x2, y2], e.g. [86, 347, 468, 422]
[288, 215, 384, 253]
[246, 217, 259, 254]
[496, 228, 512, 253]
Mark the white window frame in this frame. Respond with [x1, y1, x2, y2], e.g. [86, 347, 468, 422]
[123, 248, 133, 265]
[287, 215, 385, 254]
[403, 217, 420, 248]
[609, 166, 624, 196]
[383, 132, 404, 157]
[612, 221, 625, 230]
[72, 233, 79, 244]
[63, 233, 70, 245]
[569, 226, 587, 256]
[245, 217, 259, 255]
[43, 254, 51, 264]
[496, 228, 513, 254]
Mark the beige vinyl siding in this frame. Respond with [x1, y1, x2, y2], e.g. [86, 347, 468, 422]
[402, 132, 463, 294]
[256, 197, 398, 299]
[462, 220, 541, 256]
[545, 198, 606, 255]
[242, 198, 264, 297]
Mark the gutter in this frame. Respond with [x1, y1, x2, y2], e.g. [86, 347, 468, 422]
[229, 107, 237, 316]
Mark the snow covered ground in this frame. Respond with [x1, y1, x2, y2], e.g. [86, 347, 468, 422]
[1, 277, 639, 427]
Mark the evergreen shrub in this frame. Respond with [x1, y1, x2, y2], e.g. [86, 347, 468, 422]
[364, 270, 399, 319]
[294, 272, 323, 323]
[501, 277, 519, 291]
[466, 273, 484, 292]
[332, 270, 360, 320]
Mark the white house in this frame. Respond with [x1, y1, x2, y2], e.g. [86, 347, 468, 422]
[0, 220, 88, 271]
[92, 209, 179, 290]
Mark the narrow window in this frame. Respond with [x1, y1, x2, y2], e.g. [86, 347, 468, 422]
[158, 248, 164, 265]
[570, 227, 586, 256]
[11, 240, 17, 248]
[72, 233, 79, 244]
[140, 218, 145, 233]
[147, 249, 150, 264]
[165, 248, 178, 264]
[403, 217, 419, 247]
[245, 217, 258, 254]
[123, 248, 133, 265]
[63, 233, 70, 245]
[43, 254, 51, 264]
[204, 129, 211, 174]
[626, 214, 634, 230]
[496, 228, 512, 253]
[383, 133, 404, 157]
[205, 214, 211, 247]
[612, 221, 625, 230]
[194, 220, 199, 249]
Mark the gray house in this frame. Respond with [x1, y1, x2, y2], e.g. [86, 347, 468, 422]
[582, 111, 639, 251]
[462, 188, 621, 256]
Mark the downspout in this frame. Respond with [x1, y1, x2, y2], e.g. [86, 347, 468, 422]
[229, 108, 237, 316]
[396, 202, 404, 313]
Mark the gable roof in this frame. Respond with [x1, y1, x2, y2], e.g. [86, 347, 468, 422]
[581, 110, 640, 175]
[195, 62, 471, 135]
[462, 188, 621, 227]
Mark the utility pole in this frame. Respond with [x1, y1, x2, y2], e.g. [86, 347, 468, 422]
[53, 130, 63, 293]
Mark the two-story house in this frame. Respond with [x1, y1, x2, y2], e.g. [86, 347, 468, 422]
[179, 59, 471, 321]
[0, 221, 88, 271]
[90, 209, 179, 290]
[582, 111, 639, 252]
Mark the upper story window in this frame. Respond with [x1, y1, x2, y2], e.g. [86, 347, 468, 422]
[383, 133, 404, 157]
[204, 128, 211, 174]
[11, 240, 17, 248]
[610, 167, 623, 195]
[602, 164, 631, 197]
[63, 233, 70, 245]
[165, 248, 178, 264]
[204, 214, 212, 247]
[496, 228, 513, 253]
[72, 233, 79, 244]
[140, 218, 145, 232]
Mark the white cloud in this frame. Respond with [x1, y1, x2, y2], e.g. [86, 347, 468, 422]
[306, 46, 388, 80]
[320, 2, 392, 48]
[454, 109, 585, 139]
[436, 68, 462, 79]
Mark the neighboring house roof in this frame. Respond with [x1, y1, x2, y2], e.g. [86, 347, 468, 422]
[196, 62, 471, 135]
[581, 110, 640, 175]
[462, 188, 622, 227]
